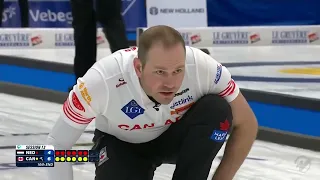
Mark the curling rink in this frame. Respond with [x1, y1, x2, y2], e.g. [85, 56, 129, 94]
[0, 45, 320, 179]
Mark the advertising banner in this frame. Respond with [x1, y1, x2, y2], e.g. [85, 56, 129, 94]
[1, 0, 146, 31]
[0, 28, 109, 48]
[137, 25, 320, 47]
[146, 0, 207, 28]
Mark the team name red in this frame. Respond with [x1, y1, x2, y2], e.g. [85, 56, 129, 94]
[118, 116, 181, 131]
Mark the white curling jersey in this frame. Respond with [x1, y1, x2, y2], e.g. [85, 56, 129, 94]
[46, 46, 240, 180]
[60, 46, 240, 143]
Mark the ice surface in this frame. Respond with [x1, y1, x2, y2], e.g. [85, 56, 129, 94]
[0, 93, 319, 180]
[1, 45, 319, 99]
[0, 45, 320, 179]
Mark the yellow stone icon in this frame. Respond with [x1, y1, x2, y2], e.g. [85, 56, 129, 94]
[78, 157, 83, 162]
[72, 157, 76, 162]
[60, 157, 65, 162]
[55, 157, 60, 162]
[67, 157, 71, 162]
[83, 157, 88, 162]
[36, 157, 38, 160]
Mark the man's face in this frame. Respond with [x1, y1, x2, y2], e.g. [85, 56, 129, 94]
[135, 43, 186, 105]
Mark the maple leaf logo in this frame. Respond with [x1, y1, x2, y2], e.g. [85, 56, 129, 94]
[220, 119, 230, 131]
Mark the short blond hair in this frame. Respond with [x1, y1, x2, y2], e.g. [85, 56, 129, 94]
[138, 25, 186, 67]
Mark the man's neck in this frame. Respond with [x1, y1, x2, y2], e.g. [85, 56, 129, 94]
[139, 78, 161, 105]
[148, 95, 159, 104]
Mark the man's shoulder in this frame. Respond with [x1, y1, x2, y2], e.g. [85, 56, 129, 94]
[95, 47, 137, 79]
[185, 46, 221, 65]
[185, 46, 212, 65]
[185, 46, 211, 58]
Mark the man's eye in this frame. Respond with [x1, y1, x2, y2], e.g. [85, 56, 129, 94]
[174, 69, 183, 74]
[156, 70, 164, 75]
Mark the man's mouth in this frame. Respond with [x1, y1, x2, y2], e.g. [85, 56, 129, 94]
[160, 92, 174, 96]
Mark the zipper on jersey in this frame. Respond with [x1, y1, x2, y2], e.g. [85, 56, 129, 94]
[155, 106, 163, 124]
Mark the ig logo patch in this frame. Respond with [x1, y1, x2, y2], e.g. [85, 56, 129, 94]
[121, 99, 145, 119]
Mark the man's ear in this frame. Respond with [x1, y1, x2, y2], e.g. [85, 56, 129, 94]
[133, 58, 143, 77]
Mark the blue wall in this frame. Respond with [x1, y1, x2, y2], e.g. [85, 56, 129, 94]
[207, 0, 320, 26]
[1, 64, 320, 138]
[2, 0, 320, 34]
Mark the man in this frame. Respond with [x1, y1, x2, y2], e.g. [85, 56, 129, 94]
[47, 25, 258, 180]
[70, 0, 129, 82]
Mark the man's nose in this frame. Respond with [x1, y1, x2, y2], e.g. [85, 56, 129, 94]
[162, 77, 175, 89]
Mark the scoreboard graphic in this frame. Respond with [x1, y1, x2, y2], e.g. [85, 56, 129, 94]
[15, 145, 99, 167]
[55, 150, 91, 162]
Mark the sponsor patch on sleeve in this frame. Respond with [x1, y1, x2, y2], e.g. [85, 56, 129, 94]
[72, 92, 85, 112]
[214, 64, 222, 84]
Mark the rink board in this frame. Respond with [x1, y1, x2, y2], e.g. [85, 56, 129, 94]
[1, 54, 320, 151]
[1, 25, 320, 151]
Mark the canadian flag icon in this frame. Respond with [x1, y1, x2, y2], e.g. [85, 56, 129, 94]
[17, 157, 24, 161]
